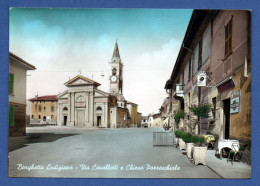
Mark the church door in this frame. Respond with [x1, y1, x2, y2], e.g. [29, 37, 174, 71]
[77, 110, 85, 127]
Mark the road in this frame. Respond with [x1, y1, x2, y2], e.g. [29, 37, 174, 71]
[8, 127, 220, 178]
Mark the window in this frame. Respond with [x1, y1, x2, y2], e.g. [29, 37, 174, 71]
[51, 115, 54, 119]
[44, 106, 46, 111]
[31, 115, 34, 119]
[198, 87, 201, 104]
[97, 106, 102, 110]
[9, 73, 14, 95]
[212, 97, 216, 118]
[39, 106, 42, 112]
[225, 19, 232, 56]
[51, 106, 54, 112]
[198, 39, 203, 69]
[9, 105, 15, 127]
[188, 59, 192, 81]
[38, 115, 41, 119]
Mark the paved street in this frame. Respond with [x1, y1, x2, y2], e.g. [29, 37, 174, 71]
[9, 127, 221, 178]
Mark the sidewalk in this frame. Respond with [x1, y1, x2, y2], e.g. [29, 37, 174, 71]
[207, 149, 251, 179]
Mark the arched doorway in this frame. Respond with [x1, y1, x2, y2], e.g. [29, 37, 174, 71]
[43, 116, 46, 121]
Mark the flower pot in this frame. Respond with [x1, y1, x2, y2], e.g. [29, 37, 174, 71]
[179, 138, 186, 151]
[192, 146, 208, 165]
[186, 143, 194, 159]
[175, 137, 179, 148]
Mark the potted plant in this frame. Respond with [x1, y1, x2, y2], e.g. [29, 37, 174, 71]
[178, 132, 186, 151]
[192, 136, 207, 165]
[180, 132, 192, 151]
[183, 133, 194, 159]
[174, 130, 182, 148]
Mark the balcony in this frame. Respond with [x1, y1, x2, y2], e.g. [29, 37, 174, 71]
[174, 84, 185, 98]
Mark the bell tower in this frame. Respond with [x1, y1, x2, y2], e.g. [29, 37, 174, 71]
[109, 41, 123, 95]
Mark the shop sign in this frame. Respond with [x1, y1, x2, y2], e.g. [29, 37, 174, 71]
[230, 90, 240, 113]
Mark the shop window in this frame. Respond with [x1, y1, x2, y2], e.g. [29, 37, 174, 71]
[225, 19, 232, 56]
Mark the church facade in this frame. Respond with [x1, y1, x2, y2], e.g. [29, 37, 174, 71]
[57, 41, 140, 128]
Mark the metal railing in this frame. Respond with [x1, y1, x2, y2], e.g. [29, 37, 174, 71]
[153, 131, 175, 146]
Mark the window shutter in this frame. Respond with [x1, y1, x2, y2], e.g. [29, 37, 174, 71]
[9, 74, 14, 95]
[9, 106, 15, 127]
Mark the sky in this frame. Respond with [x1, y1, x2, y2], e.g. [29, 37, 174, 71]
[9, 8, 193, 116]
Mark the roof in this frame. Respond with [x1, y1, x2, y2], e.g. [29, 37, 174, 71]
[166, 10, 218, 88]
[126, 100, 138, 106]
[9, 52, 36, 70]
[64, 75, 101, 86]
[29, 95, 57, 101]
[112, 41, 120, 58]
[117, 94, 125, 101]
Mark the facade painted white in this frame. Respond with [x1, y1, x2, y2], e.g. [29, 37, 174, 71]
[9, 59, 28, 104]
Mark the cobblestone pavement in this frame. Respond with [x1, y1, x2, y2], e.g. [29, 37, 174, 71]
[9, 127, 221, 178]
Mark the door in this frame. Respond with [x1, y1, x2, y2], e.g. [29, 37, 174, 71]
[223, 99, 230, 139]
[77, 110, 85, 127]
[63, 116, 67, 126]
[97, 116, 101, 127]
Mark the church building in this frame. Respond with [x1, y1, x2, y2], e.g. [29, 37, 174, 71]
[57, 41, 140, 128]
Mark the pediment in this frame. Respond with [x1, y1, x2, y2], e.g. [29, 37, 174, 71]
[65, 75, 101, 87]
[70, 78, 92, 86]
[58, 90, 68, 99]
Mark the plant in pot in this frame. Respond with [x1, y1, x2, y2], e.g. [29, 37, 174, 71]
[177, 132, 186, 151]
[192, 136, 208, 165]
[183, 133, 194, 159]
[180, 132, 192, 152]
[174, 130, 182, 148]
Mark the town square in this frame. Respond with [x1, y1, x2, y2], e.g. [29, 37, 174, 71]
[8, 8, 251, 179]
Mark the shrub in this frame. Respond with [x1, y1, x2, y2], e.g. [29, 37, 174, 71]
[189, 104, 211, 119]
[181, 132, 192, 143]
[198, 136, 205, 146]
[174, 111, 185, 123]
[174, 130, 182, 138]
[191, 135, 199, 144]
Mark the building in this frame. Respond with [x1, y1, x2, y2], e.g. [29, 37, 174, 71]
[150, 113, 162, 128]
[141, 116, 148, 127]
[57, 75, 116, 127]
[9, 52, 36, 137]
[29, 95, 58, 124]
[57, 41, 141, 128]
[165, 10, 251, 162]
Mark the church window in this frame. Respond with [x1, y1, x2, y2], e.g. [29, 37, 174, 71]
[112, 68, 117, 75]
